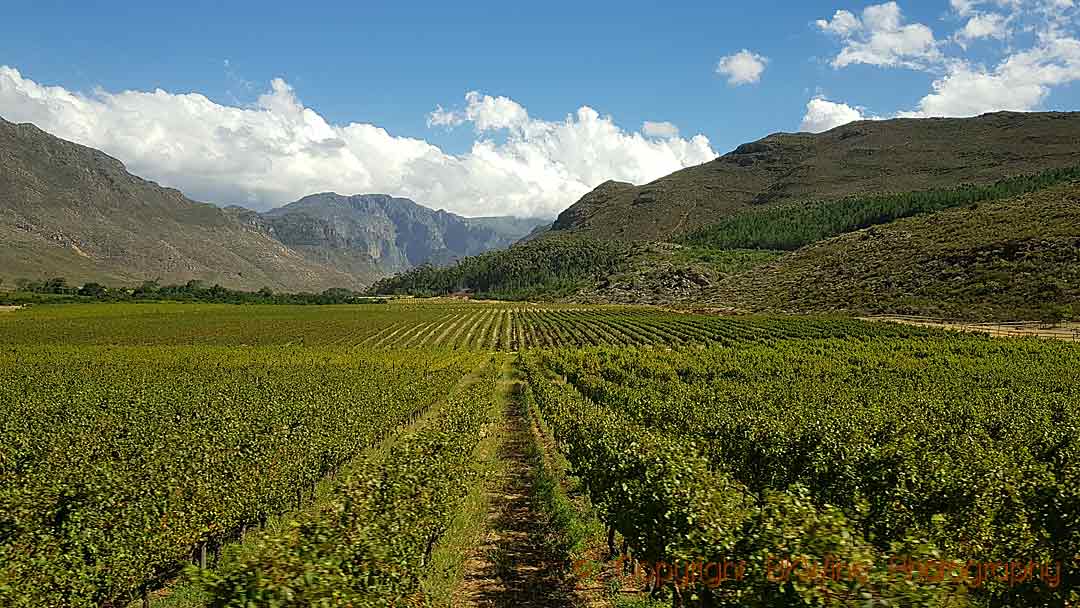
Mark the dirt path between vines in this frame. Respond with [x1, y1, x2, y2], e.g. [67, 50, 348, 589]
[457, 358, 585, 607]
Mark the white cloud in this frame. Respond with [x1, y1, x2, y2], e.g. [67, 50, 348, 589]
[809, 0, 1080, 125]
[0, 67, 716, 218]
[428, 91, 530, 132]
[715, 50, 769, 85]
[951, 0, 978, 16]
[641, 120, 680, 139]
[799, 97, 870, 132]
[903, 33, 1080, 116]
[957, 12, 1009, 42]
[816, 10, 862, 36]
[426, 104, 462, 128]
[950, 0, 1043, 18]
[816, 2, 942, 69]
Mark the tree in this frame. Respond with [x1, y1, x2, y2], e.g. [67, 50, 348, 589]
[134, 280, 160, 298]
[79, 282, 107, 298]
[42, 277, 68, 294]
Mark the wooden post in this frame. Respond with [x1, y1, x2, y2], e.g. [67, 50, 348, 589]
[199, 542, 207, 569]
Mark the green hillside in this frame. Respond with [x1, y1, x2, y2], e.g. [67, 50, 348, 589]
[708, 182, 1080, 320]
[372, 172, 1080, 321]
[368, 235, 630, 300]
[681, 167, 1080, 251]
[550, 111, 1080, 241]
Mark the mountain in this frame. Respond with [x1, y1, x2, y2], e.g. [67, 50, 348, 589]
[462, 216, 550, 242]
[262, 193, 547, 277]
[0, 117, 362, 291]
[707, 181, 1080, 321]
[0, 117, 540, 291]
[551, 111, 1080, 241]
[374, 165, 1080, 320]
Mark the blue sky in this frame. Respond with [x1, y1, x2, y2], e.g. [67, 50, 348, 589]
[2, 1, 1079, 217]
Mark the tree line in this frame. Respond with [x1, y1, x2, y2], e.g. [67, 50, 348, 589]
[368, 235, 629, 300]
[1, 277, 386, 305]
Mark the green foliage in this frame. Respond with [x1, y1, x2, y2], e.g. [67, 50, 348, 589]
[195, 365, 497, 606]
[683, 166, 1080, 251]
[0, 302, 952, 351]
[369, 236, 630, 300]
[2, 277, 385, 305]
[525, 338, 1080, 606]
[77, 282, 107, 298]
[0, 346, 484, 607]
[671, 247, 784, 274]
[711, 181, 1080, 321]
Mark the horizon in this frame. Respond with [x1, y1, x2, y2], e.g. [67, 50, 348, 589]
[3, 0, 1080, 217]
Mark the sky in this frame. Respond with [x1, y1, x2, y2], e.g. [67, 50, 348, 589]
[2, 1, 1080, 218]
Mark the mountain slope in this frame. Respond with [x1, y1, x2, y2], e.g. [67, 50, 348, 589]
[552, 111, 1080, 241]
[708, 182, 1080, 320]
[0, 117, 361, 291]
[369, 234, 630, 300]
[0, 117, 543, 290]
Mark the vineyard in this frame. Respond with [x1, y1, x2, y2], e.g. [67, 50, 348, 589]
[0, 345, 490, 606]
[522, 338, 1080, 606]
[0, 301, 949, 350]
[1, 302, 1077, 607]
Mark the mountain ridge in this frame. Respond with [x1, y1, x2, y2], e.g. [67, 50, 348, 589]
[550, 111, 1080, 241]
[0, 116, 543, 290]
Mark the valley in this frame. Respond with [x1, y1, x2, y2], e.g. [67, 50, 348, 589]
[2, 105, 1080, 608]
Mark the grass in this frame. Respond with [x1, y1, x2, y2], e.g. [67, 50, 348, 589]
[519, 360, 624, 603]
[613, 599, 668, 608]
[420, 357, 510, 605]
[523, 398, 601, 562]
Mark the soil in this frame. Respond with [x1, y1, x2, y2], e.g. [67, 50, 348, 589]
[457, 360, 585, 607]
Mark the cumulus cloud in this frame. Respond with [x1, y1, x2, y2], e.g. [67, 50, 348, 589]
[816, 9, 862, 36]
[427, 91, 530, 132]
[799, 97, 871, 133]
[956, 12, 1009, 42]
[903, 33, 1080, 116]
[716, 50, 769, 85]
[816, 2, 942, 69]
[810, 0, 1080, 124]
[0, 67, 716, 217]
[906, 0, 1080, 116]
[641, 121, 680, 139]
